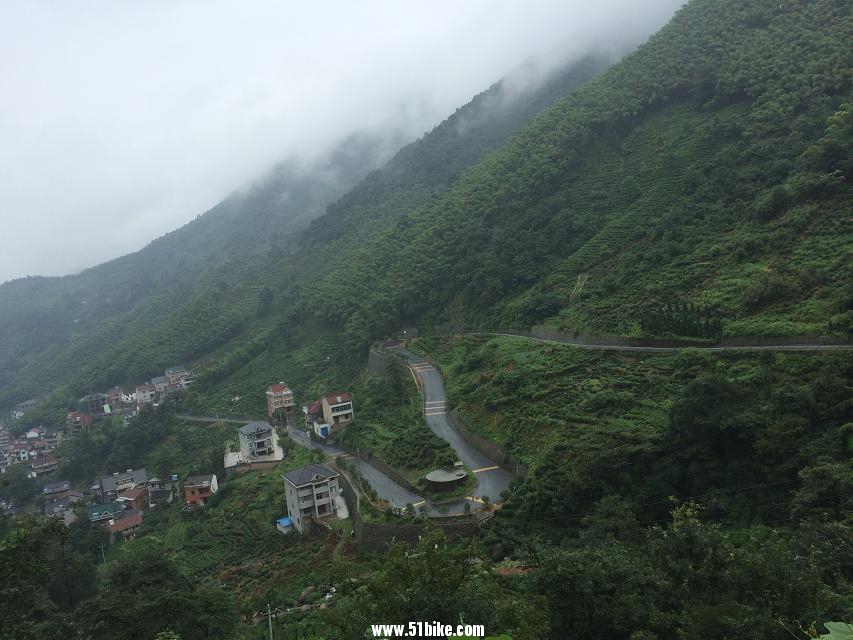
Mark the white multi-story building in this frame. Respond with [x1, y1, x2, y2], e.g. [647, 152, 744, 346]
[321, 392, 354, 427]
[238, 421, 275, 459]
[283, 464, 340, 533]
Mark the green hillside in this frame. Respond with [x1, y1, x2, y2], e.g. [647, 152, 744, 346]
[0, 56, 611, 409]
[291, 0, 850, 345]
[170, 0, 851, 427]
[0, 133, 396, 406]
[2, 1, 853, 638]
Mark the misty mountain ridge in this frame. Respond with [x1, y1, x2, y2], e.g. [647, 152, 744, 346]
[0, 53, 614, 406]
[3, 3, 852, 637]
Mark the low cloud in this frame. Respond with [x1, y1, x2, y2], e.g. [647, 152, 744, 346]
[0, 0, 683, 283]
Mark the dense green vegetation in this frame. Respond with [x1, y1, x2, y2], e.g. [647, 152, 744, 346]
[335, 355, 455, 480]
[293, 0, 850, 344]
[0, 134, 395, 408]
[409, 334, 852, 636]
[1, 0, 851, 638]
[0, 55, 610, 410]
[413, 335, 852, 523]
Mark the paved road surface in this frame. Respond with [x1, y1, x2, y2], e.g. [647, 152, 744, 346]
[179, 415, 257, 423]
[463, 332, 851, 353]
[287, 425, 427, 511]
[389, 346, 514, 509]
[181, 333, 847, 518]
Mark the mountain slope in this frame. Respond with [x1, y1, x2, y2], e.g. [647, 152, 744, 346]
[0, 133, 399, 402]
[0, 55, 612, 408]
[285, 0, 850, 346]
[173, 0, 852, 420]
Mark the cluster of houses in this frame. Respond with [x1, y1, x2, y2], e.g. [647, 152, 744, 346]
[0, 425, 60, 477]
[257, 381, 355, 446]
[1, 366, 193, 477]
[39, 466, 219, 543]
[7, 365, 193, 427]
[77, 364, 194, 423]
[5, 377, 355, 543]
[266, 381, 355, 437]
[262, 382, 352, 533]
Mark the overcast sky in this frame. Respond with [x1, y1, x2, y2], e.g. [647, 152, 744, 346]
[0, 1, 683, 284]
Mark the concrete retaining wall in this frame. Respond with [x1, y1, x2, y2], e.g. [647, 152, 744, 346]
[227, 460, 280, 476]
[337, 464, 477, 553]
[357, 520, 477, 553]
[367, 348, 388, 375]
[447, 409, 528, 478]
[333, 443, 421, 495]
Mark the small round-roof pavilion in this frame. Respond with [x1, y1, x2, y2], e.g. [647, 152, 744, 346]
[425, 467, 467, 492]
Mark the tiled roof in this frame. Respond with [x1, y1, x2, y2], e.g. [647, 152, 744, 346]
[108, 511, 143, 532]
[87, 501, 124, 520]
[238, 421, 272, 436]
[43, 479, 71, 494]
[305, 400, 322, 413]
[323, 392, 352, 405]
[99, 468, 148, 492]
[32, 453, 56, 467]
[185, 474, 216, 486]
[120, 486, 147, 500]
[267, 382, 290, 394]
[283, 463, 338, 487]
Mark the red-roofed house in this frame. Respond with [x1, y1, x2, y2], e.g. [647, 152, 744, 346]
[107, 511, 143, 543]
[25, 426, 45, 440]
[266, 382, 295, 418]
[321, 392, 354, 426]
[184, 474, 218, 507]
[67, 411, 93, 433]
[119, 486, 149, 511]
[30, 452, 58, 477]
[302, 400, 323, 428]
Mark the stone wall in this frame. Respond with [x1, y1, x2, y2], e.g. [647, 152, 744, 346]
[228, 460, 280, 476]
[332, 443, 421, 495]
[367, 348, 387, 375]
[336, 464, 477, 553]
[447, 409, 528, 478]
[357, 519, 477, 553]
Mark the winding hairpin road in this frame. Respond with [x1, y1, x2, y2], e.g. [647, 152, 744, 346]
[183, 333, 849, 516]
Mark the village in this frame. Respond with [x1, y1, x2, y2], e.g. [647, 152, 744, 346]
[0, 375, 357, 542]
[0, 364, 195, 479]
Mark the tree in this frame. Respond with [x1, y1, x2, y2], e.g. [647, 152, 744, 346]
[73, 539, 238, 640]
[327, 528, 545, 639]
[0, 517, 73, 640]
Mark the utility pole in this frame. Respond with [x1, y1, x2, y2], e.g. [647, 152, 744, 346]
[99, 542, 106, 564]
[266, 603, 274, 640]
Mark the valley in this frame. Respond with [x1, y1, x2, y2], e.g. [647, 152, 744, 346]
[1, 1, 851, 638]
